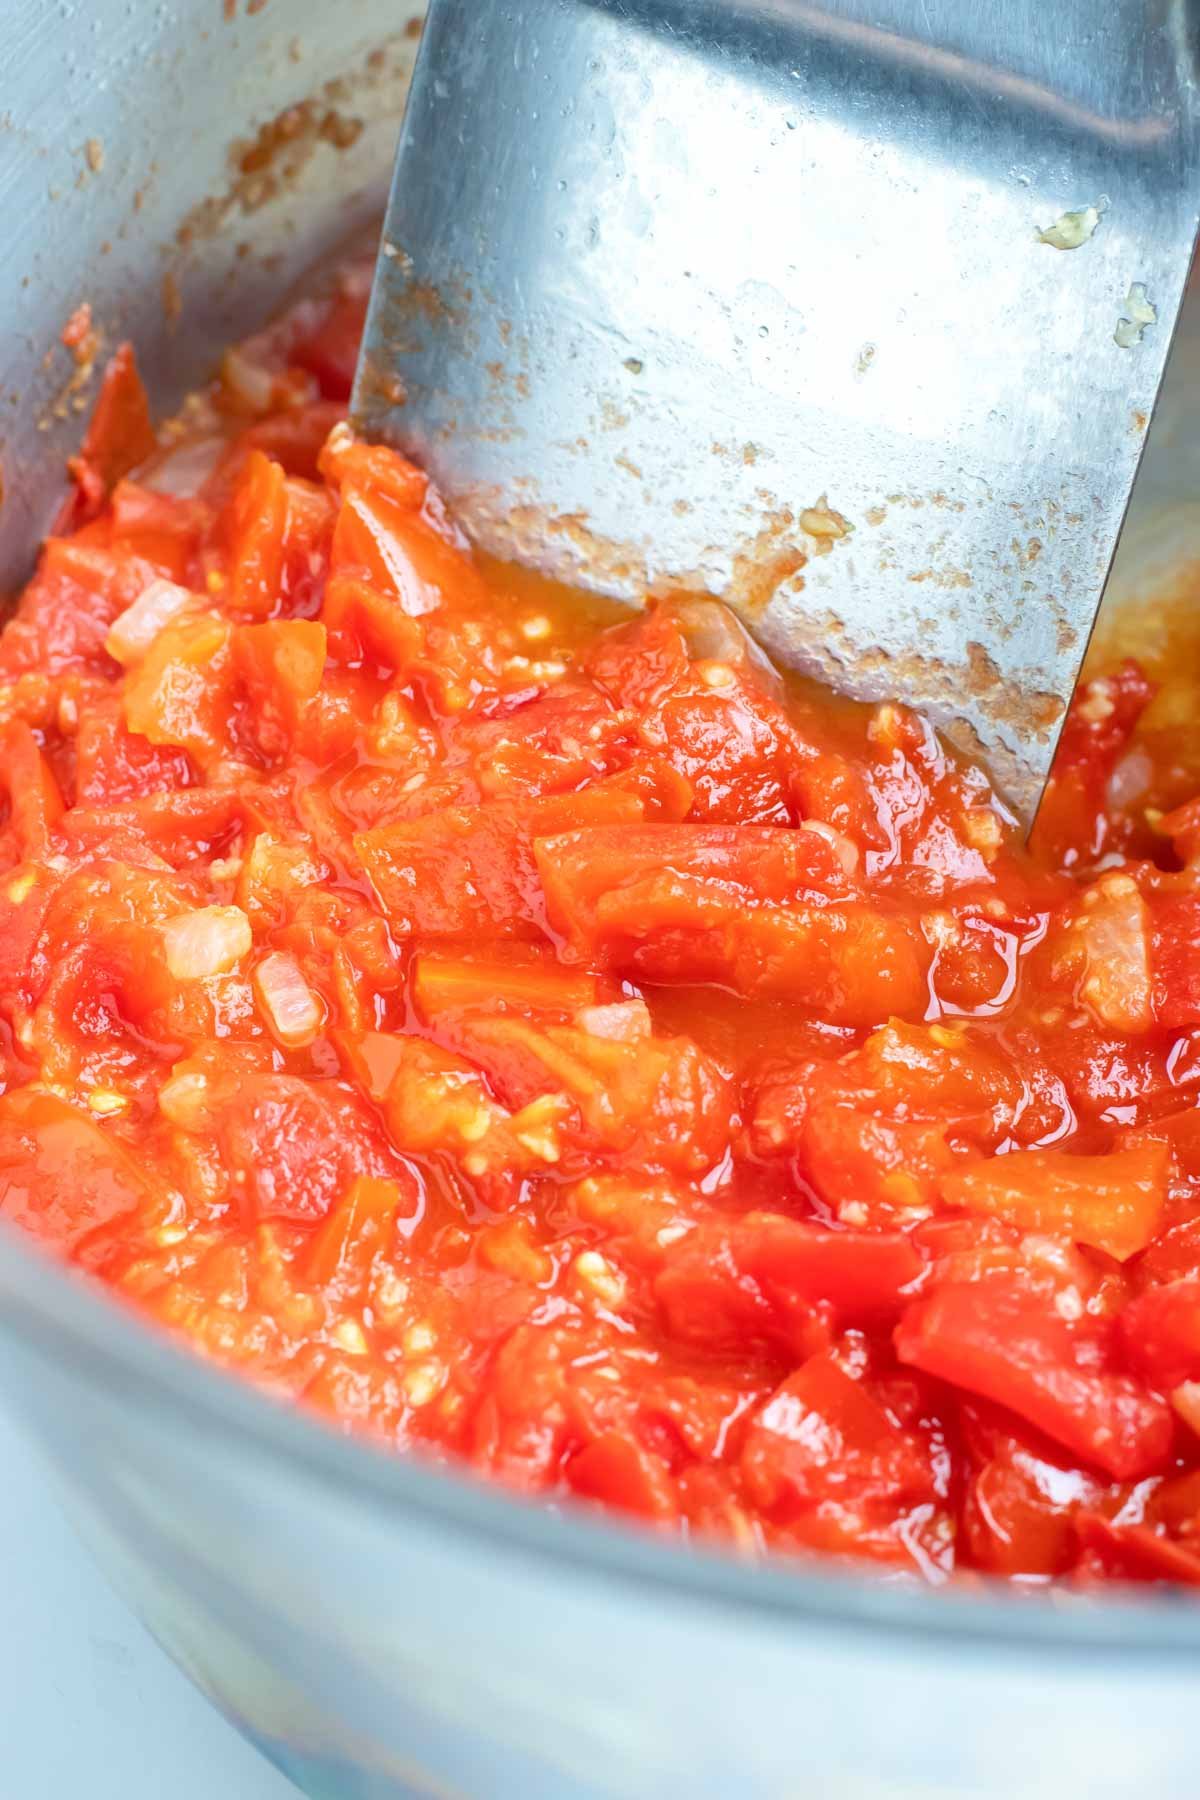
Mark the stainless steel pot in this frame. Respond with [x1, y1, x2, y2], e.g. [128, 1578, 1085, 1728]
[1, 5, 1199, 1798]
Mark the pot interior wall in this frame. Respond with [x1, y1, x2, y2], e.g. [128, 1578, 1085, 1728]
[0, 0, 424, 596]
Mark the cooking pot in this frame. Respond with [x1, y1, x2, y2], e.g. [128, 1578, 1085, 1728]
[1, 4, 1199, 1796]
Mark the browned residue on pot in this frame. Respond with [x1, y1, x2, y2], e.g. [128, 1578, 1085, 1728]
[38, 303, 102, 431]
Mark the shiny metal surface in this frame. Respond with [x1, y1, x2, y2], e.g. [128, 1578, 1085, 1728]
[357, 0, 1200, 819]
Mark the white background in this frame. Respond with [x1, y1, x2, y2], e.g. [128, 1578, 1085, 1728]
[0, 1402, 295, 1799]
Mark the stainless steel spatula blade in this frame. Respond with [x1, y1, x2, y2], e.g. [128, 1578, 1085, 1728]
[354, 0, 1200, 820]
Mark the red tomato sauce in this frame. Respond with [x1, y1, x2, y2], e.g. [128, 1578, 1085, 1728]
[3, 262, 1200, 1587]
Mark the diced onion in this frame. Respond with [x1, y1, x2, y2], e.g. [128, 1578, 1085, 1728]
[799, 501, 849, 540]
[1037, 205, 1101, 251]
[1106, 746, 1153, 812]
[573, 999, 652, 1042]
[146, 434, 226, 498]
[253, 951, 324, 1048]
[158, 1070, 210, 1130]
[670, 597, 784, 698]
[1171, 1382, 1200, 1439]
[163, 905, 252, 981]
[799, 818, 861, 876]
[105, 578, 198, 666]
[1076, 874, 1152, 1033]
[220, 345, 277, 414]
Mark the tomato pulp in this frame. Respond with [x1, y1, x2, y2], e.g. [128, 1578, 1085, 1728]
[3, 265, 1200, 1587]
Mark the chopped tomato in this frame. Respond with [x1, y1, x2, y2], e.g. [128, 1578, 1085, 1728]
[895, 1282, 1173, 1480]
[61, 343, 157, 528]
[6, 271, 1200, 1591]
[0, 1089, 147, 1250]
[939, 1141, 1169, 1263]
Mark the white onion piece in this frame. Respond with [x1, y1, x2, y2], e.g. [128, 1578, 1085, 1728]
[145, 435, 226, 498]
[254, 951, 324, 1048]
[799, 818, 861, 876]
[573, 999, 652, 1043]
[1106, 746, 1154, 812]
[163, 906, 252, 981]
[220, 345, 276, 414]
[158, 1070, 210, 1130]
[1171, 1382, 1200, 1439]
[669, 597, 785, 699]
[105, 578, 198, 666]
[1077, 874, 1152, 1033]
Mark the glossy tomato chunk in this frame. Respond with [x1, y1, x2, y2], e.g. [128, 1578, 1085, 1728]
[6, 294, 1200, 1594]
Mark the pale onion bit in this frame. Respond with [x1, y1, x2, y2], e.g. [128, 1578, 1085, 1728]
[254, 951, 324, 1048]
[1171, 1382, 1200, 1439]
[163, 905, 253, 981]
[1106, 746, 1153, 812]
[158, 1070, 210, 1130]
[799, 818, 860, 876]
[105, 578, 198, 666]
[1076, 874, 1152, 1033]
[573, 999, 653, 1043]
[220, 344, 276, 413]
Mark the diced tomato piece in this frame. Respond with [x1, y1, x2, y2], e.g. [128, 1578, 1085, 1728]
[536, 822, 928, 1023]
[412, 955, 597, 1017]
[291, 288, 369, 401]
[221, 449, 288, 616]
[452, 1012, 734, 1178]
[328, 446, 483, 619]
[1074, 1512, 1200, 1587]
[939, 1140, 1169, 1263]
[656, 1213, 925, 1357]
[218, 1075, 394, 1224]
[0, 1089, 146, 1250]
[357, 788, 646, 938]
[565, 1429, 679, 1522]
[1150, 894, 1200, 1028]
[957, 1404, 1112, 1578]
[304, 1173, 423, 1293]
[1118, 1280, 1200, 1389]
[1139, 1106, 1200, 1181]
[802, 1102, 958, 1219]
[64, 343, 156, 517]
[0, 721, 64, 859]
[895, 1281, 1174, 1480]
[121, 612, 235, 765]
[233, 619, 326, 757]
[740, 1354, 944, 1561]
[75, 699, 195, 805]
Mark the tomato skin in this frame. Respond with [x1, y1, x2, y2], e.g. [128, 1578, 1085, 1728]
[59, 342, 157, 530]
[0, 721, 64, 861]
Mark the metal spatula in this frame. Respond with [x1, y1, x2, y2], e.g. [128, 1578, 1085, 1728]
[353, 0, 1200, 821]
